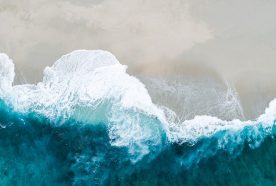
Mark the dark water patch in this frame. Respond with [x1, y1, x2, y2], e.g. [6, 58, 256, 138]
[117, 136, 276, 186]
[0, 100, 276, 185]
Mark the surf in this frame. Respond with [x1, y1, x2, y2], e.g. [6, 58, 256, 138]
[0, 50, 276, 185]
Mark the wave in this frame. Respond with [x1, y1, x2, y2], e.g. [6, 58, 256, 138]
[0, 50, 276, 185]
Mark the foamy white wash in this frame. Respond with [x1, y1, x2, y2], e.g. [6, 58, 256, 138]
[0, 50, 275, 160]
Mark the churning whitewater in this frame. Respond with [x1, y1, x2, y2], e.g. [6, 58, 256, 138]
[0, 50, 276, 185]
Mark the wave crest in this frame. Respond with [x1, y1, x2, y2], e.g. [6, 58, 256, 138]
[0, 50, 166, 162]
[0, 50, 276, 162]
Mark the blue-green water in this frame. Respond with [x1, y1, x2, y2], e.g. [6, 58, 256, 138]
[1, 50, 276, 185]
[1, 100, 276, 186]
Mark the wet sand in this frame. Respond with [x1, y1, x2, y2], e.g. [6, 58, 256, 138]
[1, 0, 276, 119]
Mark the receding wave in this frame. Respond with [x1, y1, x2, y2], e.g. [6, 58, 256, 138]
[0, 50, 275, 185]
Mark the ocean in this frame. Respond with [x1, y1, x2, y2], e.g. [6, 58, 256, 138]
[0, 50, 275, 185]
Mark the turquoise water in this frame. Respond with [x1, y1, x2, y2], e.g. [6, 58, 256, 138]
[1, 100, 276, 186]
[0, 50, 276, 185]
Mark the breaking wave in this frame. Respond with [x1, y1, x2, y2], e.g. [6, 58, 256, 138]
[0, 50, 275, 185]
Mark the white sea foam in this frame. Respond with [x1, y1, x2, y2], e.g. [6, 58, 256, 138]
[0, 53, 14, 94]
[3, 50, 162, 118]
[0, 50, 275, 160]
[0, 50, 166, 161]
